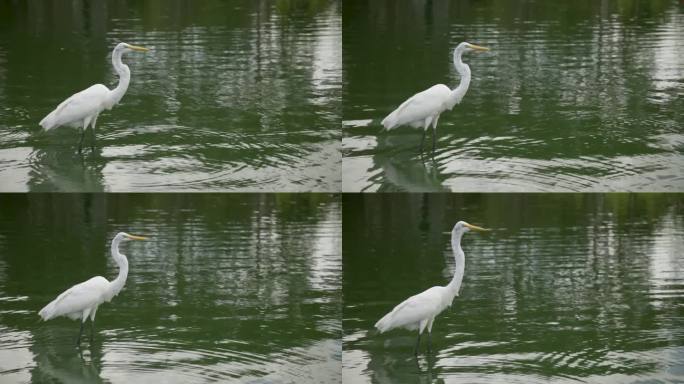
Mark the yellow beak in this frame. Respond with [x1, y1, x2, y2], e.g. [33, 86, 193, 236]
[125, 234, 148, 240]
[128, 44, 150, 52]
[465, 223, 490, 232]
[468, 44, 490, 52]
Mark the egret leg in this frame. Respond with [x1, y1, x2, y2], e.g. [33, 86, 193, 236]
[414, 333, 422, 356]
[78, 128, 86, 153]
[430, 115, 440, 155]
[425, 317, 435, 354]
[431, 127, 437, 155]
[76, 321, 85, 346]
[419, 129, 426, 154]
[89, 128, 96, 151]
[90, 115, 98, 151]
[88, 305, 99, 342]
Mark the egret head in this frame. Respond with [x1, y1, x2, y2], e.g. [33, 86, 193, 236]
[114, 42, 151, 54]
[456, 42, 490, 54]
[453, 221, 489, 234]
[115, 232, 148, 242]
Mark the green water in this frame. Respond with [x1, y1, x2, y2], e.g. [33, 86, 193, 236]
[0, 194, 341, 383]
[0, 0, 341, 192]
[342, 0, 684, 192]
[343, 193, 684, 383]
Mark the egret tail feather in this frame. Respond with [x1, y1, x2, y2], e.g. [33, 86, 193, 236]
[374, 312, 393, 333]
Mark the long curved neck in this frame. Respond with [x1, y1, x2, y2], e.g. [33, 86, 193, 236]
[109, 237, 129, 296]
[446, 230, 466, 297]
[447, 48, 471, 109]
[109, 49, 131, 107]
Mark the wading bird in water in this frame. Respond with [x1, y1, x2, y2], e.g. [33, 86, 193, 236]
[381, 42, 489, 155]
[38, 232, 147, 345]
[39, 42, 150, 152]
[375, 221, 489, 355]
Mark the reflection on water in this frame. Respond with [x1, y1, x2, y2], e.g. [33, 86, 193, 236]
[30, 329, 105, 384]
[343, 193, 684, 383]
[342, 0, 684, 192]
[25, 142, 106, 192]
[0, 0, 341, 192]
[343, 126, 449, 192]
[0, 194, 341, 383]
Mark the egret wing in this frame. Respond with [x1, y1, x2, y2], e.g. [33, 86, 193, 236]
[38, 276, 110, 321]
[381, 84, 451, 130]
[40, 84, 110, 130]
[375, 286, 443, 332]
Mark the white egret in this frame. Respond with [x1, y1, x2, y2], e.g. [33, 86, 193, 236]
[381, 42, 489, 154]
[375, 221, 489, 354]
[39, 42, 150, 152]
[38, 232, 147, 345]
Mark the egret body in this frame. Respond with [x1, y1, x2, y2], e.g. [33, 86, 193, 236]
[375, 221, 489, 354]
[38, 232, 147, 345]
[39, 42, 150, 152]
[381, 42, 489, 154]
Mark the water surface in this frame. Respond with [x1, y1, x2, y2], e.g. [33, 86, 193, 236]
[0, 0, 341, 192]
[343, 193, 684, 383]
[0, 193, 341, 383]
[342, 0, 684, 192]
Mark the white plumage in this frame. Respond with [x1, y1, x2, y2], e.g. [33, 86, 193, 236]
[375, 286, 451, 333]
[381, 84, 452, 131]
[381, 42, 489, 153]
[38, 232, 147, 345]
[39, 42, 150, 152]
[39, 84, 110, 132]
[375, 221, 489, 354]
[38, 276, 110, 322]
